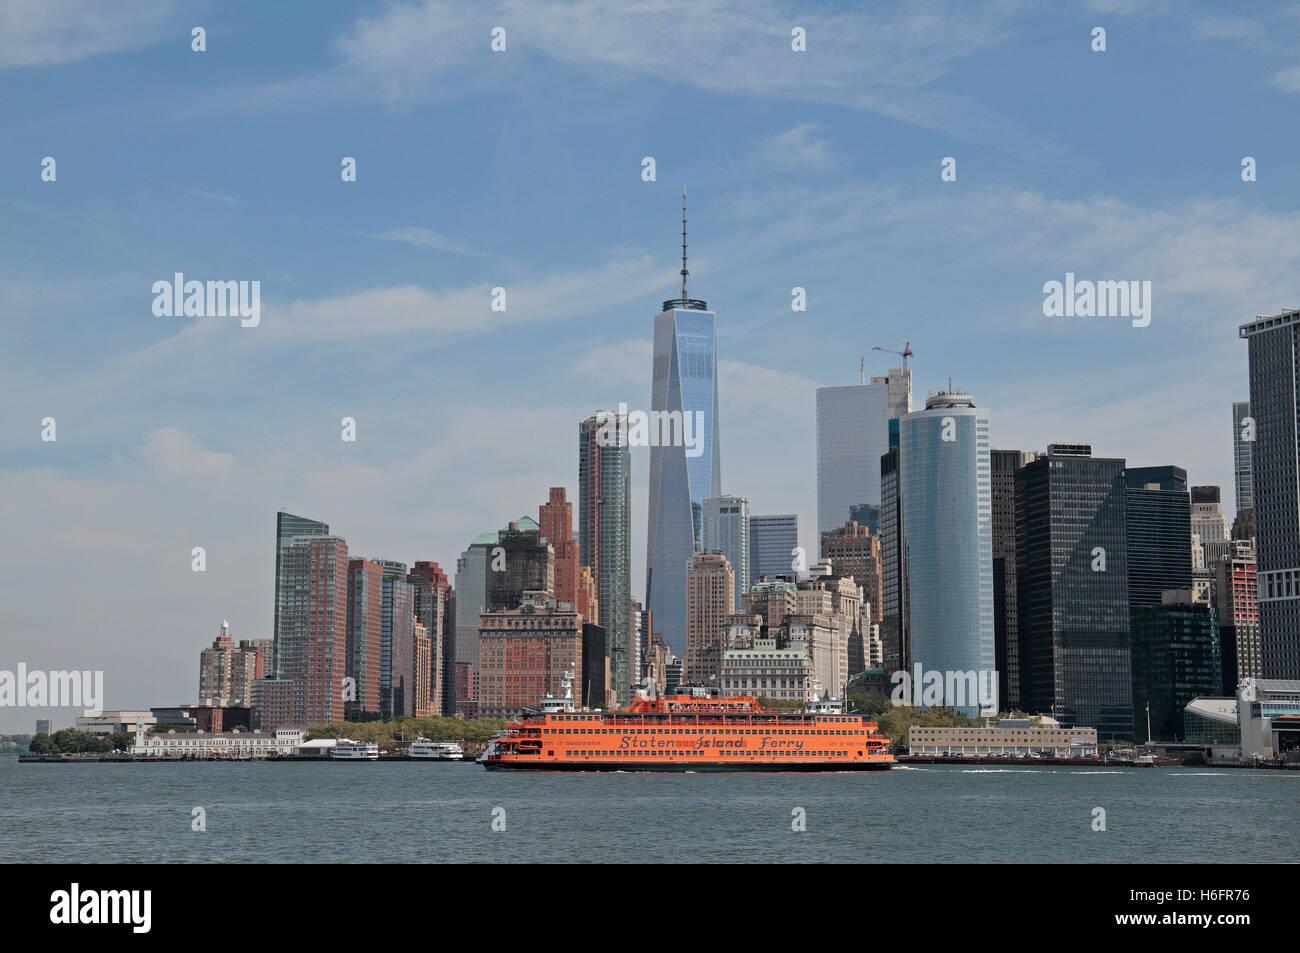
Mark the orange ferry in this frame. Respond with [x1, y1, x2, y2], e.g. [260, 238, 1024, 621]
[479, 689, 894, 772]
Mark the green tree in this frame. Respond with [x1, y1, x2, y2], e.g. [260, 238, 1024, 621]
[872, 705, 974, 749]
[847, 692, 892, 718]
[47, 728, 111, 754]
[306, 716, 508, 747]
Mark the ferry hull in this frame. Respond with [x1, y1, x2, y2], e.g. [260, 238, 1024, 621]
[483, 759, 893, 772]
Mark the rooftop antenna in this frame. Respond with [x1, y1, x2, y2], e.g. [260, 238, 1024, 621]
[860, 356, 865, 386]
[663, 190, 707, 312]
[680, 186, 689, 298]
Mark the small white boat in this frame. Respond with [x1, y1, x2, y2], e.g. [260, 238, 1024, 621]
[409, 737, 464, 760]
[329, 740, 379, 761]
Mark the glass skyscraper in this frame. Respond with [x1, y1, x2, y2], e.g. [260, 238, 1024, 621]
[816, 381, 890, 538]
[879, 445, 904, 675]
[991, 449, 1033, 711]
[1241, 310, 1300, 677]
[1130, 594, 1221, 741]
[1124, 465, 1193, 610]
[898, 391, 994, 714]
[645, 201, 720, 658]
[701, 495, 750, 608]
[453, 529, 498, 714]
[375, 559, 412, 719]
[1233, 400, 1254, 516]
[1016, 444, 1133, 738]
[580, 413, 632, 704]
[748, 514, 798, 584]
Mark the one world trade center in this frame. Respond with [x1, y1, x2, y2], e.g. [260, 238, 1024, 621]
[645, 190, 721, 657]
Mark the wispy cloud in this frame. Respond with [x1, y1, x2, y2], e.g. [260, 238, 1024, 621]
[189, 190, 241, 206]
[362, 226, 480, 256]
[264, 253, 665, 342]
[233, 0, 1039, 151]
[1268, 65, 1300, 95]
[0, 0, 173, 69]
[138, 426, 236, 477]
[758, 123, 836, 172]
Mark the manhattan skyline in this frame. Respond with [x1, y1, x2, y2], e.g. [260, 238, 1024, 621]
[4, 0, 1297, 730]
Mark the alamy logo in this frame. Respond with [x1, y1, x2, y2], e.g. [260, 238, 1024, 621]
[890, 665, 998, 714]
[0, 664, 103, 716]
[596, 402, 706, 457]
[1042, 272, 1150, 327]
[152, 273, 260, 327]
[50, 883, 151, 933]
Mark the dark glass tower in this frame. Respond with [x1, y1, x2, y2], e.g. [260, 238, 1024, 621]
[1232, 400, 1254, 516]
[1130, 595, 1222, 741]
[1124, 465, 1193, 609]
[879, 442, 905, 675]
[1016, 444, 1133, 739]
[1240, 310, 1300, 677]
[991, 449, 1027, 710]
[580, 414, 631, 704]
[487, 520, 554, 611]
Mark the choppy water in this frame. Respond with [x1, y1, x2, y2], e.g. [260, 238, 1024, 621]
[3, 756, 1295, 863]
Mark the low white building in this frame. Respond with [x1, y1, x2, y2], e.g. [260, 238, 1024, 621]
[293, 738, 339, 757]
[131, 726, 303, 757]
[1239, 678, 1300, 760]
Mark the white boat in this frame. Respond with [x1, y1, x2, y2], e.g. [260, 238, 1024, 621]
[329, 740, 379, 761]
[409, 737, 464, 761]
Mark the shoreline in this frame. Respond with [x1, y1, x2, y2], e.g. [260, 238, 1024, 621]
[15, 752, 1297, 769]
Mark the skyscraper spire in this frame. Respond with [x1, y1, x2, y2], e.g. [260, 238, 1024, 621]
[663, 191, 706, 312]
[648, 192, 719, 658]
[681, 186, 689, 298]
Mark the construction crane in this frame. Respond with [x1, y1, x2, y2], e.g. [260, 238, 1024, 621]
[872, 341, 913, 373]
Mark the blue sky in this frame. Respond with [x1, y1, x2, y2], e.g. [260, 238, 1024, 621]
[4, 0, 1299, 730]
